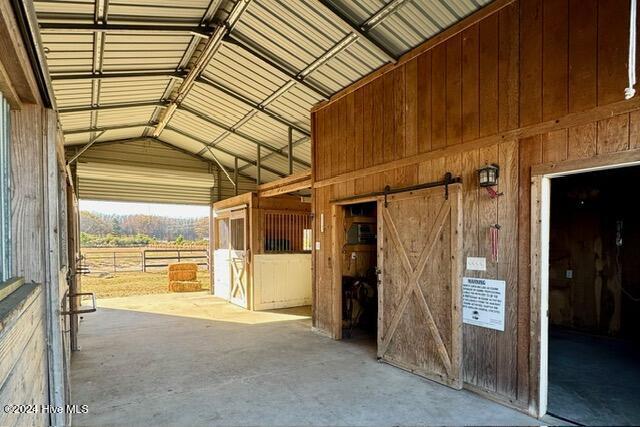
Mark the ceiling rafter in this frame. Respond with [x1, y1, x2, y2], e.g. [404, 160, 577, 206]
[63, 122, 151, 135]
[237, 134, 309, 173]
[38, 22, 211, 37]
[316, 0, 397, 63]
[59, 101, 168, 114]
[363, 0, 411, 31]
[199, 32, 358, 157]
[151, 0, 253, 138]
[179, 105, 310, 168]
[50, 70, 186, 81]
[165, 125, 287, 178]
[195, 76, 310, 136]
[222, 35, 331, 99]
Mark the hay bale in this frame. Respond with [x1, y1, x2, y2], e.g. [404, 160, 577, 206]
[169, 280, 202, 292]
[168, 269, 197, 282]
[168, 263, 198, 272]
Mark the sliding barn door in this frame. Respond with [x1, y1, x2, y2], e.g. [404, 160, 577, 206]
[377, 184, 463, 388]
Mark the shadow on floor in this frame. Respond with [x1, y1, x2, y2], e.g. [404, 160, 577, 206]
[548, 328, 640, 426]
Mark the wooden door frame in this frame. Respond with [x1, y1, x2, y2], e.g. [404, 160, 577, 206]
[330, 195, 378, 340]
[529, 150, 640, 418]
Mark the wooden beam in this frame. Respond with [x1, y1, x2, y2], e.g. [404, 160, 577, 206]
[258, 178, 311, 198]
[258, 170, 311, 191]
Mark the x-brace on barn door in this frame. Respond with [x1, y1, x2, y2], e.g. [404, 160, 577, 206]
[377, 184, 463, 388]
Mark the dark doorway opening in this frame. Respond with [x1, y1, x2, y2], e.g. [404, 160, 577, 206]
[341, 201, 378, 343]
[548, 166, 640, 425]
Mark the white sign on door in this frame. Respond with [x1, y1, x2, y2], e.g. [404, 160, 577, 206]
[462, 277, 505, 331]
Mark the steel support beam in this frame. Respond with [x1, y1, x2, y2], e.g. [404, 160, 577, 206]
[256, 145, 261, 185]
[196, 76, 310, 136]
[180, 105, 310, 168]
[63, 122, 151, 135]
[238, 134, 308, 173]
[59, 101, 168, 114]
[204, 33, 356, 159]
[51, 70, 185, 81]
[223, 35, 331, 99]
[317, 0, 397, 63]
[165, 125, 286, 178]
[66, 130, 107, 164]
[363, 0, 411, 31]
[152, 0, 253, 138]
[38, 22, 211, 38]
[234, 157, 239, 195]
[288, 127, 293, 175]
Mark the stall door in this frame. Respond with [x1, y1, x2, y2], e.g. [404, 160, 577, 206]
[229, 212, 249, 308]
[377, 184, 463, 388]
[214, 218, 231, 299]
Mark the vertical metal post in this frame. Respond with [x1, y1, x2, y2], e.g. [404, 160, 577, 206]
[234, 157, 239, 195]
[256, 145, 261, 185]
[288, 127, 293, 175]
[216, 169, 222, 201]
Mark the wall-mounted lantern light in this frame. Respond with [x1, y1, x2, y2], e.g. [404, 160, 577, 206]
[477, 164, 503, 199]
[478, 163, 499, 187]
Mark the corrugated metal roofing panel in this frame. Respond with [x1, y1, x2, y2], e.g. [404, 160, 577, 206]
[37, 0, 495, 190]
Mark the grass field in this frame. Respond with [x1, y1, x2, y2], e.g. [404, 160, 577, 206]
[81, 271, 211, 299]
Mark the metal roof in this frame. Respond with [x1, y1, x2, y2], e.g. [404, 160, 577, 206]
[35, 0, 494, 188]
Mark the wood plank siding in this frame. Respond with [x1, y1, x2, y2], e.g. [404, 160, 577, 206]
[311, 0, 639, 413]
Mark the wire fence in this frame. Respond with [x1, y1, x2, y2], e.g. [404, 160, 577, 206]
[81, 248, 209, 273]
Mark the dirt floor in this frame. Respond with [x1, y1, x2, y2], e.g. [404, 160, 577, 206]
[81, 271, 211, 298]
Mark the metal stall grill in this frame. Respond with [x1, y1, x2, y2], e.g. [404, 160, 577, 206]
[0, 93, 11, 281]
[263, 211, 312, 253]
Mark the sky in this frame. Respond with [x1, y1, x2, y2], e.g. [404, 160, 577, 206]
[80, 200, 209, 218]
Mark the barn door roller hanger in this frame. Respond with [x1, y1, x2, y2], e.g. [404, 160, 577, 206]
[330, 172, 461, 205]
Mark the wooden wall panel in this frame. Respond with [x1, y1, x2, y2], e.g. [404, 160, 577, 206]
[311, 0, 640, 413]
[462, 26, 480, 142]
[542, 0, 569, 121]
[478, 14, 500, 138]
[446, 35, 462, 146]
[568, 0, 598, 113]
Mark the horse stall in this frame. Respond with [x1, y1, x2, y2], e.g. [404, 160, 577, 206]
[211, 191, 312, 310]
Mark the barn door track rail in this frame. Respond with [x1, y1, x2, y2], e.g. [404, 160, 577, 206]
[330, 172, 461, 205]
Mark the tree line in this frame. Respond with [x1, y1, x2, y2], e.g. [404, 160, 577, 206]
[80, 211, 208, 246]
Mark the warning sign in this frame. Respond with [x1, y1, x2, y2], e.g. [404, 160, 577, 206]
[462, 277, 505, 331]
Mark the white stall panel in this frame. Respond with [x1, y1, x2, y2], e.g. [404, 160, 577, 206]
[253, 254, 312, 310]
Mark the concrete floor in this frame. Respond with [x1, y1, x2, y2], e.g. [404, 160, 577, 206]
[71, 292, 540, 426]
[548, 328, 640, 426]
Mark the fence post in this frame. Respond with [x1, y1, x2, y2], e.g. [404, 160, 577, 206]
[177, 249, 181, 263]
[142, 249, 146, 272]
[113, 252, 117, 273]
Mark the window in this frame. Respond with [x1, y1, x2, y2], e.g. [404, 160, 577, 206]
[0, 93, 11, 282]
[263, 211, 312, 253]
[230, 218, 245, 251]
[217, 218, 229, 250]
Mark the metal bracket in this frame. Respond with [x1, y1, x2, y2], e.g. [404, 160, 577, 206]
[383, 185, 391, 208]
[61, 292, 97, 315]
[444, 172, 453, 200]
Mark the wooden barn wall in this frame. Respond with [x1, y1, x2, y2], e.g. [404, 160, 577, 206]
[311, 0, 640, 410]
